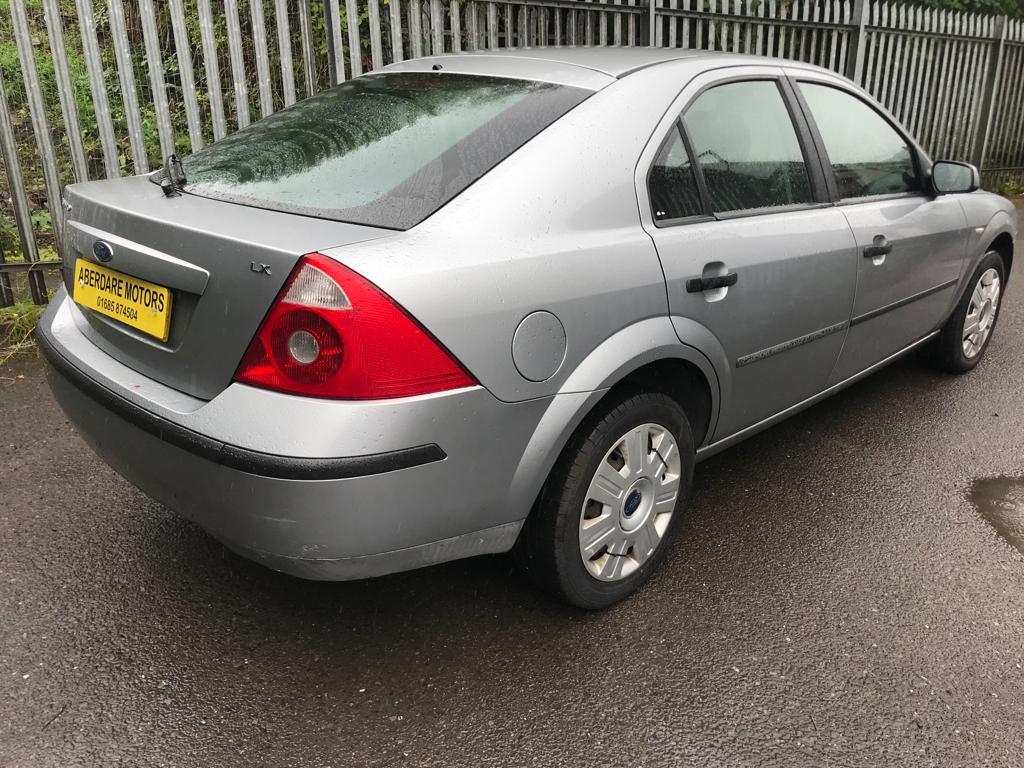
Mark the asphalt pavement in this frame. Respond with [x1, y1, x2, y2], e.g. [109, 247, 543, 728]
[4, 227, 1024, 767]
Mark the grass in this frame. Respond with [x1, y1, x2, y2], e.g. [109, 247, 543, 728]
[0, 246, 60, 366]
[0, 299, 45, 366]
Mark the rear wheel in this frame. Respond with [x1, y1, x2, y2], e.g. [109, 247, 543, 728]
[931, 251, 1005, 372]
[515, 391, 694, 609]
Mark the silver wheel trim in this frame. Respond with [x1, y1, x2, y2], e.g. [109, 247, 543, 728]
[963, 267, 1001, 359]
[578, 422, 682, 582]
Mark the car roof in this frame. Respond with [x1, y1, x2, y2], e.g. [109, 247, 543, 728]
[440, 47, 720, 77]
[381, 47, 832, 89]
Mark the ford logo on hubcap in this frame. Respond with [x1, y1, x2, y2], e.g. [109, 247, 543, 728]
[92, 240, 114, 263]
[624, 489, 643, 516]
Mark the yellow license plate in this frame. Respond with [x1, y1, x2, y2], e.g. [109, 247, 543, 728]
[72, 258, 173, 341]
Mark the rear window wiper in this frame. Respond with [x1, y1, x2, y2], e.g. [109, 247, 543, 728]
[159, 154, 187, 197]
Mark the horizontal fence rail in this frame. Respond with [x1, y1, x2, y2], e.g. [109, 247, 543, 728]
[1, 0, 1023, 307]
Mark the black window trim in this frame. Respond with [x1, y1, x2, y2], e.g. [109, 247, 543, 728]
[646, 120, 716, 228]
[788, 76, 931, 206]
[645, 72, 832, 228]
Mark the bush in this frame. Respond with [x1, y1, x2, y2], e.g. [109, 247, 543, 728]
[997, 178, 1024, 197]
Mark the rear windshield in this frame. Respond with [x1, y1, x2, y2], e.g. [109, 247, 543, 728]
[162, 72, 591, 230]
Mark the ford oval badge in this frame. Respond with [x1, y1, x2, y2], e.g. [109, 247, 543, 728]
[92, 240, 114, 263]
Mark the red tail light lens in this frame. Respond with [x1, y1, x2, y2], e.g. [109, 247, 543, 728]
[234, 253, 475, 399]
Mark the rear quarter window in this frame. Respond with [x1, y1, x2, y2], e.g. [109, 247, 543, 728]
[167, 73, 591, 230]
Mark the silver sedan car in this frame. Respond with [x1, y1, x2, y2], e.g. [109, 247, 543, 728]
[39, 49, 1018, 608]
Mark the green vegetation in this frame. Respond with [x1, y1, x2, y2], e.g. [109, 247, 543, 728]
[998, 178, 1024, 196]
[927, 0, 1024, 15]
[0, 0, 346, 269]
[0, 299, 44, 355]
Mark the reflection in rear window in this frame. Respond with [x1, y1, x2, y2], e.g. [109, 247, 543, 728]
[162, 72, 591, 230]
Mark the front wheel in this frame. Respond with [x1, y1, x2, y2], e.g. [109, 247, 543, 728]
[515, 392, 694, 609]
[931, 251, 1006, 373]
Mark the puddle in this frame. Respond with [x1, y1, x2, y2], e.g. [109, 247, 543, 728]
[969, 477, 1024, 556]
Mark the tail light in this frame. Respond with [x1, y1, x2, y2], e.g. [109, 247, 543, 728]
[234, 253, 475, 399]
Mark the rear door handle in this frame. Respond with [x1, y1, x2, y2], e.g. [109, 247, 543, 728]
[686, 272, 738, 293]
[863, 236, 893, 259]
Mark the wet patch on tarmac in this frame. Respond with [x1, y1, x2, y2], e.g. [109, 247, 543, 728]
[970, 476, 1024, 556]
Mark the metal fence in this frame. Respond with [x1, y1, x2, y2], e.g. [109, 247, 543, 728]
[1, 0, 1024, 307]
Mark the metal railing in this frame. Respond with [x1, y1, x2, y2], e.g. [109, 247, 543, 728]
[1, 0, 1023, 306]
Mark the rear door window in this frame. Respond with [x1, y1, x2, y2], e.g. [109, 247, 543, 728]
[683, 80, 814, 214]
[797, 82, 919, 199]
[167, 73, 591, 230]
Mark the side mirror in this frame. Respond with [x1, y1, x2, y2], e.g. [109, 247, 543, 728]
[931, 160, 980, 195]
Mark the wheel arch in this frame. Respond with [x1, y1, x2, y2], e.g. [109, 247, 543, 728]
[990, 231, 1014, 279]
[506, 317, 722, 526]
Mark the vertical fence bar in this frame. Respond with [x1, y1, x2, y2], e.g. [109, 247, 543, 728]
[410, 0, 424, 57]
[41, 0, 88, 182]
[975, 15, 1008, 168]
[275, 0, 298, 105]
[958, 20, 986, 159]
[993, 34, 1023, 169]
[169, 0, 204, 152]
[198, 0, 228, 141]
[430, 0, 445, 53]
[450, 0, 463, 51]
[467, 1, 479, 51]
[928, 12, 954, 156]
[250, 0, 275, 117]
[895, 5, 919, 127]
[914, 8, 937, 147]
[299, 0, 317, 94]
[904, 6, 926, 138]
[347, 0, 364, 75]
[324, 0, 345, 83]
[407, 0, 419, 55]
[138, 0, 176, 160]
[489, 0, 501, 49]
[108, 0, 149, 172]
[1010, 38, 1024, 172]
[368, 0, 385, 67]
[10, 0, 65, 241]
[938, 13, 963, 157]
[970, 23, 994, 157]
[390, 0, 405, 60]
[75, 0, 119, 178]
[0, 72, 45, 304]
[846, 0, 868, 83]
[226, 0, 252, 125]
[1006, 40, 1024, 172]
[0, 251, 12, 308]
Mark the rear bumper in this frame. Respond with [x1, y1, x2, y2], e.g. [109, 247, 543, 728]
[36, 291, 557, 579]
[38, 324, 446, 481]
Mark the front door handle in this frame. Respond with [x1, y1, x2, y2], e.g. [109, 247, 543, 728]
[863, 236, 893, 259]
[686, 272, 738, 293]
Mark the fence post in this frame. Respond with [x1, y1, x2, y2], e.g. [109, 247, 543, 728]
[324, 0, 344, 84]
[845, 0, 869, 84]
[0, 72, 46, 306]
[10, 0, 65, 244]
[973, 15, 1008, 172]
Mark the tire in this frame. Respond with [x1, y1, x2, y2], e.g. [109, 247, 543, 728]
[514, 391, 695, 609]
[930, 250, 1006, 373]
